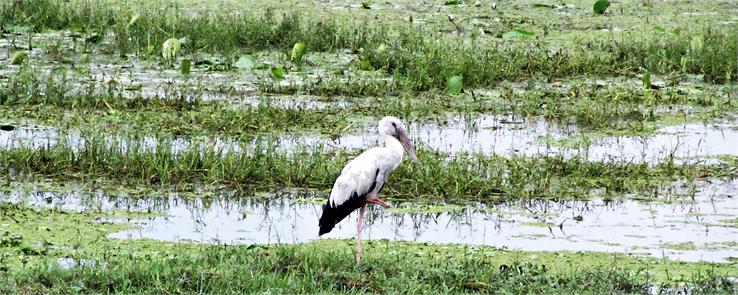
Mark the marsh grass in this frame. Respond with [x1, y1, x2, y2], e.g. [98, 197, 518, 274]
[0, 67, 350, 135]
[5, 242, 735, 294]
[0, 202, 735, 294]
[2, 67, 735, 135]
[0, 134, 734, 202]
[2, 0, 737, 91]
[503, 82, 737, 131]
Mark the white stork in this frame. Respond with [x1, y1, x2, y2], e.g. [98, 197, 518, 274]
[318, 116, 419, 262]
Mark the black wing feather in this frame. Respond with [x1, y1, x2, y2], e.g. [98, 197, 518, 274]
[318, 169, 381, 236]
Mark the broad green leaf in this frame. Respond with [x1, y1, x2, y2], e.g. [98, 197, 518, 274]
[234, 55, 255, 70]
[271, 66, 285, 79]
[444, 0, 460, 5]
[446, 75, 463, 94]
[11, 51, 27, 65]
[502, 29, 535, 38]
[593, 0, 610, 14]
[291, 42, 307, 63]
[181, 59, 191, 75]
[162, 38, 181, 61]
[358, 60, 374, 71]
[653, 25, 665, 33]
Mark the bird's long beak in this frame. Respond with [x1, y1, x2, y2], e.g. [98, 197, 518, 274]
[395, 129, 419, 163]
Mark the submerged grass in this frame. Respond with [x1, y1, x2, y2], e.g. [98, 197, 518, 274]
[2, 0, 738, 293]
[2, 0, 738, 91]
[0, 67, 352, 136]
[2, 66, 736, 135]
[0, 134, 735, 202]
[0, 203, 736, 294]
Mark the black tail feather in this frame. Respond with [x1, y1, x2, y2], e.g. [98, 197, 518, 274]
[318, 193, 364, 236]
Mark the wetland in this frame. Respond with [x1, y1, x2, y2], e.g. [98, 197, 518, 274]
[1, 0, 737, 293]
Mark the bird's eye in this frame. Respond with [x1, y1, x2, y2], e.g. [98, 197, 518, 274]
[392, 122, 397, 128]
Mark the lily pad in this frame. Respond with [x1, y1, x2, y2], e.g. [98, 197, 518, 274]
[234, 55, 255, 70]
[593, 0, 610, 14]
[358, 60, 374, 71]
[162, 38, 181, 61]
[502, 29, 535, 38]
[271, 66, 286, 79]
[446, 75, 463, 94]
[181, 59, 191, 75]
[291, 42, 307, 63]
[11, 51, 27, 65]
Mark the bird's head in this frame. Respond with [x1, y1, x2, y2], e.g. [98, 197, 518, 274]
[378, 116, 419, 163]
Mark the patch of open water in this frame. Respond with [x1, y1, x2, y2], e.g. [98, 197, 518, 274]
[2, 180, 737, 263]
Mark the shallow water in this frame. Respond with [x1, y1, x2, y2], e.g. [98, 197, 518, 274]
[3, 180, 737, 263]
[2, 115, 737, 165]
[54, 258, 99, 270]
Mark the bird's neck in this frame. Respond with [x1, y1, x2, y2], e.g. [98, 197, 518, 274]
[382, 134, 404, 158]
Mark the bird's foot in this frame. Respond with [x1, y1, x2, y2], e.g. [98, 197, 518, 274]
[366, 195, 390, 208]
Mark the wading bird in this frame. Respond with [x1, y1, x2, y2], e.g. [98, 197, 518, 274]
[318, 116, 419, 263]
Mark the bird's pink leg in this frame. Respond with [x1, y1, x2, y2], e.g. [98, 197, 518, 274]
[365, 195, 390, 208]
[356, 205, 365, 263]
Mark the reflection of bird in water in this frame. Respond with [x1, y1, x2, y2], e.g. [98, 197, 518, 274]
[318, 116, 419, 263]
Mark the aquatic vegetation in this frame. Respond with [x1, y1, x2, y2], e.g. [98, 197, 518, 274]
[445, 75, 463, 94]
[161, 38, 181, 63]
[0, 134, 735, 202]
[721, 218, 738, 228]
[1, 0, 737, 292]
[593, 0, 611, 14]
[2, 67, 735, 137]
[10, 51, 27, 65]
[2, 0, 737, 91]
[0, 204, 736, 294]
[661, 242, 698, 251]
[291, 42, 307, 63]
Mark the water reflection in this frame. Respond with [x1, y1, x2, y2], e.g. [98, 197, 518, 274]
[2, 115, 737, 164]
[2, 180, 737, 263]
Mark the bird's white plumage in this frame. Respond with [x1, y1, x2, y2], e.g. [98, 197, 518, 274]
[329, 146, 402, 207]
[327, 116, 415, 208]
[321, 116, 418, 262]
